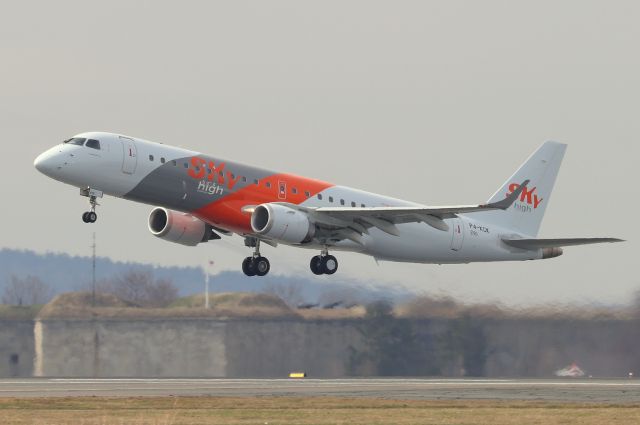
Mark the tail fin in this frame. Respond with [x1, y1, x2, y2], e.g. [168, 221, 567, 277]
[477, 141, 567, 237]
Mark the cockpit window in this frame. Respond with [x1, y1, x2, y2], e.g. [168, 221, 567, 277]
[86, 139, 101, 150]
[64, 137, 86, 146]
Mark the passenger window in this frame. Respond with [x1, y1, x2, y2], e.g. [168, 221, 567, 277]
[184, 162, 189, 168]
[317, 194, 323, 200]
[361, 203, 366, 208]
[266, 182, 271, 188]
[230, 173, 235, 179]
[340, 199, 345, 205]
[242, 176, 247, 182]
[305, 191, 310, 197]
[149, 155, 154, 161]
[329, 196, 334, 203]
[172, 160, 177, 166]
[254, 179, 259, 185]
[351, 201, 356, 207]
[86, 139, 100, 150]
[160, 157, 165, 164]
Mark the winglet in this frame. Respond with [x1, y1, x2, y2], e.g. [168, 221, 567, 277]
[483, 179, 530, 210]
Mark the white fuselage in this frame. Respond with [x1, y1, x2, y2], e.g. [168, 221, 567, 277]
[34, 132, 544, 266]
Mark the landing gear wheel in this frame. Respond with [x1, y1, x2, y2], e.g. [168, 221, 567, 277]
[80, 187, 102, 224]
[242, 257, 256, 276]
[82, 211, 97, 223]
[254, 256, 270, 277]
[321, 255, 338, 275]
[310, 255, 323, 275]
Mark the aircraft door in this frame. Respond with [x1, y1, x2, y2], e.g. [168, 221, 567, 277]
[450, 218, 464, 251]
[120, 136, 137, 174]
[278, 180, 287, 200]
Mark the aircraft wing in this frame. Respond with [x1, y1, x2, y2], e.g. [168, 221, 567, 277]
[502, 237, 624, 250]
[291, 180, 530, 242]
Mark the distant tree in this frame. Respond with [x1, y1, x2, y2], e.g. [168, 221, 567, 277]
[439, 314, 488, 377]
[348, 300, 439, 376]
[317, 287, 364, 308]
[263, 282, 304, 307]
[2, 275, 53, 305]
[101, 270, 178, 307]
[632, 289, 640, 318]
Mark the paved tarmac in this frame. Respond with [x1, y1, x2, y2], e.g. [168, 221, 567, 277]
[1, 378, 639, 401]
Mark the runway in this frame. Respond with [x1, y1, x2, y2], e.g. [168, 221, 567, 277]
[1, 378, 639, 401]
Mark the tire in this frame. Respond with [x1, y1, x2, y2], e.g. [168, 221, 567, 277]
[255, 257, 270, 276]
[310, 255, 323, 275]
[82, 212, 89, 223]
[322, 255, 338, 275]
[242, 257, 256, 276]
[87, 212, 97, 223]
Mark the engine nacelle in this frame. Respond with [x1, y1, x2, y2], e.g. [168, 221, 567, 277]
[148, 207, 216, 246]
[251, 203, 315, 244]
[542, 247, 563, 259]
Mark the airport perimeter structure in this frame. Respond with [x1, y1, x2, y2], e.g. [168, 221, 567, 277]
[1, 292, 639, 379]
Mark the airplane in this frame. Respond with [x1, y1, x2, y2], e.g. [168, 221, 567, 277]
[34, 133, 621, 277]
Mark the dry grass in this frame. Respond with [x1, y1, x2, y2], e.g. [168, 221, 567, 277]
[396, 295, 635, 320]
[0, 304, 43, 320]
[38, 292, 297, 320]
[1, 397, 639, 425]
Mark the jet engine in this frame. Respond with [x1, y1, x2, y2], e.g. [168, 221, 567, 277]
[251, 203, 315, 244]
[148, 207, 219, 246]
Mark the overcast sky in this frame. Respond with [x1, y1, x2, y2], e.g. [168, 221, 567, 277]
[1, 1, 636, 306]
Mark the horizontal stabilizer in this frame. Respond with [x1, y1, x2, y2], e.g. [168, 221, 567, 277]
[502, 237, 624, 250]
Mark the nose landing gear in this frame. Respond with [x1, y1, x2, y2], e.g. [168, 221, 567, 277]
[80, 187, 102, 224]
[310, 247, 338, 275]
[242, 238, 270, 277]
[82, 211, 97, 223]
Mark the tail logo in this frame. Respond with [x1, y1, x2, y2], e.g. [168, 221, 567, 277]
[507, 182, 543, 210]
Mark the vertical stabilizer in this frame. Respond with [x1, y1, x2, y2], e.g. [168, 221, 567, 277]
[476, 141, 566, 237]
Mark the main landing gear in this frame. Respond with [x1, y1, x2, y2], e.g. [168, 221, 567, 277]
[240, 239, 339, 277]
[80, 187, 103, 224]
[310, 247, 338, 275]
[242, 238, 270, 277]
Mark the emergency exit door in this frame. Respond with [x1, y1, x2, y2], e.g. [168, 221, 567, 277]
[450, 218, 464, 251]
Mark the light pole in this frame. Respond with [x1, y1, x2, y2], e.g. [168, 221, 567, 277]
[204, 260, 214, 309]
[91, 232, 96, 307]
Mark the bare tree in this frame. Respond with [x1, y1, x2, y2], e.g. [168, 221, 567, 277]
[632, 289, 640, 319]
[263, 281, 304, 307]
[2, 275, 53, 305]
[101, 270, 178, 307]
[145, 277, 178, 308]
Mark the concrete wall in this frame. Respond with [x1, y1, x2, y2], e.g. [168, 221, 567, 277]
[35, 318, 227, 377]
[0, 320, 34, 377]
[35, 318, 362, 378]
[17, 316, 640, 378]
[225, 319, 363, 377]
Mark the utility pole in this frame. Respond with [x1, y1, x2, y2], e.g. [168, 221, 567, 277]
[91, 232, 96, 307]
[204, 260, 214, 309]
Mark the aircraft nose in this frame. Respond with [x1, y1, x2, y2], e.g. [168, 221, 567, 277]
[34, 149, 59, 176]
